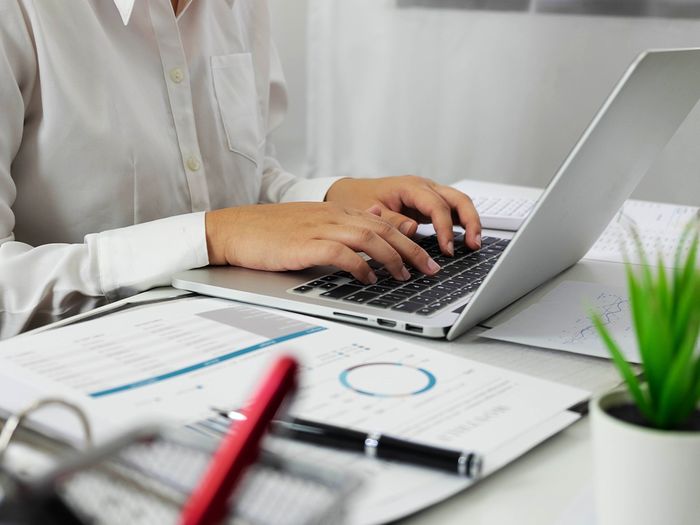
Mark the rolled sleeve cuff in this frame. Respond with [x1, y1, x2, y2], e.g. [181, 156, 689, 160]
[280, 176, 345, 203]
[88, 212, 209, 299]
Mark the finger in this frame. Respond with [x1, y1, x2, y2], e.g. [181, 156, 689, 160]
[377, 207, 418, 237]
[434, 186, 482, 250]
[304, 240, 377, 284]
[366, 204, 383, 217]
[324, 225, 410, 281]
[398, 186, 456, 256]
[343, 211, 441, 276]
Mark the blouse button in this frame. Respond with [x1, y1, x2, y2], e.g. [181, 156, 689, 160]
[186, 156, 201, 172]
[170, 67, 185, 84]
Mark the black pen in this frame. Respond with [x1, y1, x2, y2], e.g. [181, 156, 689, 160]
[216, 409, 483, 479]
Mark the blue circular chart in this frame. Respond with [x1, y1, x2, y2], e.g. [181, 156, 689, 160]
[339, 362, 436, 398]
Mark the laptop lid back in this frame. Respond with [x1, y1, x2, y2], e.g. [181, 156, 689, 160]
[448, 48, 700, 340]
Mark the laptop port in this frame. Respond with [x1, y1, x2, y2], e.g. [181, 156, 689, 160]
[333, 312, 368, 322]
[377, 319, 397, 328]
[405, 324, 424, 334]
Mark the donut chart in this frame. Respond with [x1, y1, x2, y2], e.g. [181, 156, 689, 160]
[339, 362, 436, 397]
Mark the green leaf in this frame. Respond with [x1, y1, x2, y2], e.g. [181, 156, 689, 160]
[628, 226, 658, 297]
[626, 265, 665, 408]
[657, 316, 700, 428]
[657, 259, 671, 318]
[591, 311, 652, 420]
[600, 217, 700, 429]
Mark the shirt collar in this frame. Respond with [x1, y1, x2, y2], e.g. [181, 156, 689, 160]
[113, 0, 235, 26]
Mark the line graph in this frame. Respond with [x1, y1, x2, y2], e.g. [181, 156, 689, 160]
[482, 281, 641, 362]
[559, 292, 632, 346]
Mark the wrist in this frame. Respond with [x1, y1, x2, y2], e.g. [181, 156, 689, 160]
[324, 177, 354, 202]
[205, 209, 236, 266]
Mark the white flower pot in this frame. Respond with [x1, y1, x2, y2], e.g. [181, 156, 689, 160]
[590, 390, 700, 525]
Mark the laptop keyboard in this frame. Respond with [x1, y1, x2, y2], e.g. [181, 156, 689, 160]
[292, 235, 510, 317]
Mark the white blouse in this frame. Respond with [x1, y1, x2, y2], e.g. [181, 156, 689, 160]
[0, 0, 338, 338]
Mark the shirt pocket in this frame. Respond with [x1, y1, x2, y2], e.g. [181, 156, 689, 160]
[211, 53, 264, 166]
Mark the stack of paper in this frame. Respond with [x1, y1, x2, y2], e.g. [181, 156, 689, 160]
[0, 296, 587, 525]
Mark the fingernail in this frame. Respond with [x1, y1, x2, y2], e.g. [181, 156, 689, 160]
[400, 267, 411, 281]
[399, 221, 413, 236]
[427, 258, 441, 274]
[368, 271, 378, 284]
[475, 234, 482, 248]
[447, 241, 454, 256]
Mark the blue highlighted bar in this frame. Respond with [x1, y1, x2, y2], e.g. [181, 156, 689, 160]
[89, 326, 325, 398]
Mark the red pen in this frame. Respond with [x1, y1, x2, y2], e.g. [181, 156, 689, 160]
[179, 356, 299, 525]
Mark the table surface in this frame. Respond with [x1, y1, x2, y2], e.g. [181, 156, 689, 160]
[37, 286, 610, 525]
[23, 181, 626, 525]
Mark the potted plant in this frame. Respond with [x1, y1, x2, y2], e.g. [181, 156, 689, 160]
[590, 220, 700, 525]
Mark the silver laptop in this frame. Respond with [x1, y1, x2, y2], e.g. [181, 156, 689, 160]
[173, 48, 700, 340]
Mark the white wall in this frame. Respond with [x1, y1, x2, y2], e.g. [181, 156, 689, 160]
[268, 0, 309, 176]
[270, 1, 700, 206]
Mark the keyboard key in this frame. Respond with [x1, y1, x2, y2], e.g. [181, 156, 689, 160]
[427, 300, 449, 310]
[344, 292, 380, 304]
[411, 296, 435, 305]
[417, 307, 436, 316]
[374, 269, 390, 280]
[418, 237, 439, 249]
[377, 278, 404, 288]
[333, 271, 352, 278]
[391, 301, 425, 313]
[308, 280, 326, 287]
[454, 245, 474, 257]
[382, 294, 408, 303]
[367, 285, 392, 294]
[439, 280, 463, 290]
[436, 266, 462, 276]
[321, 285, 362, 299]
[406, 270, 423, 281]
[367, 259, 384, 269]
[367, 300, 393, 308]
[419, 289, 445, 300]
[401, 283, 430, 292]
[320, 283, 338, 290]
[321, 275, 340, 282]
[387, 288, 416, 298]
[415, 277, 441, 286]
[294, 286, 313, 293]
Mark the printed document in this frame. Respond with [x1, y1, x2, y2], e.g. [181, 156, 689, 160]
[584, 200, 699, 267]
[482, 281, 639, 363]
[0, 296, 586, 524]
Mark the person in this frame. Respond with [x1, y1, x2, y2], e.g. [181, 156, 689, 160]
[0, 0, 481, 340]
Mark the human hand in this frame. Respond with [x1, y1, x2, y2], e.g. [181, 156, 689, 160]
[205, 202, 442, 284]
[325, 176, 482, 256]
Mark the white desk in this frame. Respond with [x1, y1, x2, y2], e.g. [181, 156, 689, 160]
[22, 181, 627, 524]
[33, 265, 618, 525]
[387, 258, 630, 525]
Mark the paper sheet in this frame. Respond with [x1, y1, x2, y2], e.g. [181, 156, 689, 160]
[481, 281, 639, 363]
[0, 296, 587, 524]
[584, 200, 698, 267]
[447, 179, 697, 268]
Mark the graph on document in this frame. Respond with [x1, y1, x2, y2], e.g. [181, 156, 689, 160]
[557, 291, 633, 347]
